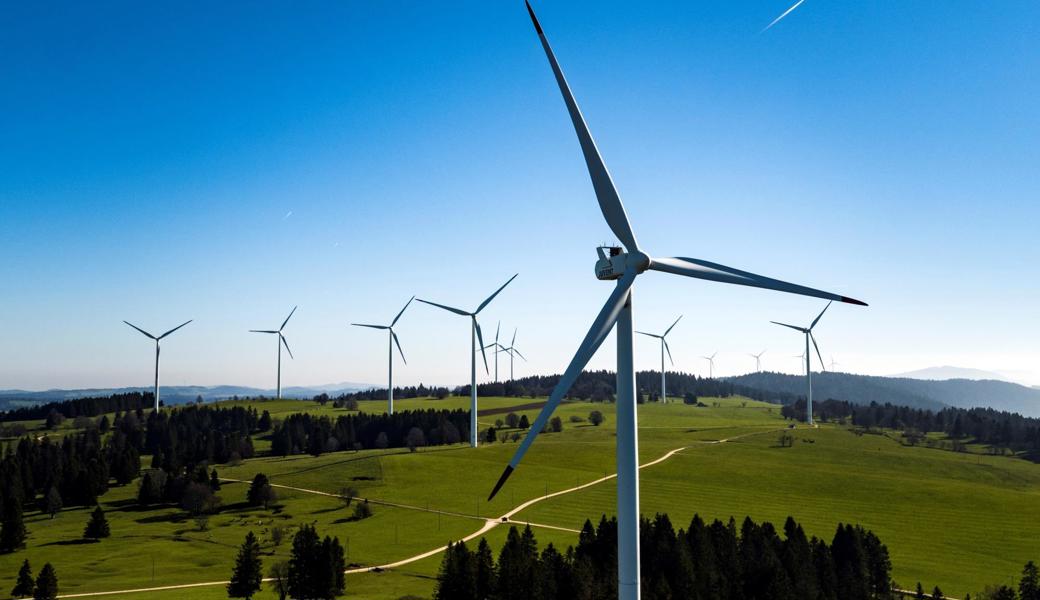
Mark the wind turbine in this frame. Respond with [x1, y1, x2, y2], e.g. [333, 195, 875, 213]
[636, 315, 681, 402]
[418, 274, 517, 447]
[489, 5, 866, 599]
[351, 296, 414, 415]
[482, 321, 507, 383]
[750, 349, 766, 372]
[123, 319, 192, 411]
[772, 302, 832, 426]
[701, 352, 718, 379]
[250, 306, 297, 399]
[829, 355, 840, 371]
[500, 328, 526, 381]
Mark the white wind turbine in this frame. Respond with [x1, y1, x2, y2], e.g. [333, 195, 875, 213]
[829, 355, 840, 371]
[489, 5, 866, 599]
[250, 306, 297, 399]
[636, 315, 681, 402]
[482, 321, 507, 383]
[701, 352, 718, 379]
[500, 328, 526, 381]
[123, 319, 192, 411]
[351, 296, 414, 415]
[418, 274, 517, 447]
[772, 302, 832, 426]
[750, 349, 766, 372]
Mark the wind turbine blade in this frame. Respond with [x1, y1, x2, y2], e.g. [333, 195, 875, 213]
[810, 301, 832, 330]
[390, 296, 415, 328]
[770, 321, 807, 333]
[664, 340, 674, 366]
[649, 257, 866, 306]
[488, 267, 637, 501]
[635, 331, 660, 338]
[476, 273, 519, 314]
[495, 321, 501, 344]
[524, 1, 640, 254]
[158, 320, 192, 340]
[416, 299, 471, 317]
[123, 321, 157, 340]
[810, 332, 825, 372]
[474, 319, 489, 375]
[391, 331, 407, 365]
[710, 352, 717, 360]
[511, 328, 517, 347]
[351, 323, 389, 330]
[280, 306, 298, 331]
[664, 315, 683, 337]
[513, 347, 527, 362]
[250, 330, 278, 334]
[280, 334, 294, 360]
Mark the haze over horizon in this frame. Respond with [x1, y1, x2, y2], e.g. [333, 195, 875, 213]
[3, 1, 1038, 391]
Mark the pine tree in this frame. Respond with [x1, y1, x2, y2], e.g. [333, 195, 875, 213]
[210, 469, 221, 491]
[83, 506, 110, 539]
[227, 531, 263, 599]
[1022, 561, 1040, 600]
[474, 538, 496, 600]
[288, 525, 319, 600]
[11, 559, 33, 598]
[933, 586, 945, 600]
[246, 474, 274, 508]
[43, 487, 62, 519]
[1, 496, 27, 552]
[32, 563, 58, 600]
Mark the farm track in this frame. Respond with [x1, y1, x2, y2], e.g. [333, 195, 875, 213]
[57, 429, 773, 598]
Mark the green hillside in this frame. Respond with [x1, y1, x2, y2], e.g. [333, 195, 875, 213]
[0, 395, 1036, 599]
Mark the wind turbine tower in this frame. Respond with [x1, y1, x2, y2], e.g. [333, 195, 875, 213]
[488, 5, 866, 599]
[351, 296, 414, 415]
[250, 306, 297, 399]
[123, 319, 192, 411]
[501, 328, 526, 381]
[701, 352, 717, 379]
[418, 274, 517, 447]
[636, 315, 681, 402]
[772, 302, 833, 426]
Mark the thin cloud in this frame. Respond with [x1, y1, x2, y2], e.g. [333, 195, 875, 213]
[283, 210, 293, 220]
[762, 0, 806, 33]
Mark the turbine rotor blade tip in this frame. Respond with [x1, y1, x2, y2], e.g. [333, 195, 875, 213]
[525, 1, 543, 35]
[842, 296, 868, 306]
[488, 465, 515, 501]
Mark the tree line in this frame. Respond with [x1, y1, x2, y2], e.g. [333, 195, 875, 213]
[436, 513, 893, 600]
[0, 392, 153, 423]
[783, 399, 1040, 458]
[269, 408, 470, 456]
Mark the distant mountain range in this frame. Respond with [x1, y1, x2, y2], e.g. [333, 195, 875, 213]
[892, 365, 1024, 383]
[0, 382, 376, 410]
[729, 371, 1040, 417]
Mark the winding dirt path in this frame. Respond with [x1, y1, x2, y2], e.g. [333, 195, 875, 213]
[57, 431, 763, 598]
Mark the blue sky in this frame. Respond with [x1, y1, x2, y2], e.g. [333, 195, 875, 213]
[2, 0, 1038, 391]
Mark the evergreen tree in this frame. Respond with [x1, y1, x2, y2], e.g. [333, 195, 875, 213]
[83, 506, 110, 539]
[227, 531, 263, 599]
[315, 535, 346, 599]
[1, 496, 27, 552]
[434, 540, 476, 600]
[43, 487, 62, 519]
[210, 469, 221, 491]
[12, 559, 33, 598]
[288, 525, 319, 599]
[932, 586, 945, 600]
[1022, 561, 1040, 600]
[474, 538, 496, 600]
[32, 563, 58, 600]
[246, 473, 273, 508]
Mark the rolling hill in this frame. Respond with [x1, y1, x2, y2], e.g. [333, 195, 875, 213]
[729, 371, 1040, 417]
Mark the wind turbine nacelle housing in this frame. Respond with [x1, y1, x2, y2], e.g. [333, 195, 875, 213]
[595, 246, 626, 280]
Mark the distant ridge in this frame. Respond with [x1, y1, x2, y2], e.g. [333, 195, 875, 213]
[0, 382, 376, 409]
[893, 365, 1014, 382]
[728, 371, 1040, 418]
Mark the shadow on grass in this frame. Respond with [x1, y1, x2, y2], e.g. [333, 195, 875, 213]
[40, 538, 99, 547]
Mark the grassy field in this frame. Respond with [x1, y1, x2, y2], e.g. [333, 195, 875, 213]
[0, 395, 1036, 598]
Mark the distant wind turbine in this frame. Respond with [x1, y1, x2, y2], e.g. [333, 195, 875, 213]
[500, 328, 526, 381]
[250, 306, 297, 399]
[701, 352, 718, 379]
[829, 356, 840, 371]
[750, 349, 766, 372]
[637, 315, 681, 402]
[123, 319, 192, 411]
[482, 321, 507, 383]
[418, 274, 518, 447]
[488, 5, 866, 599]
[351, 296, 414, 415]
[772, 301, 832, 425]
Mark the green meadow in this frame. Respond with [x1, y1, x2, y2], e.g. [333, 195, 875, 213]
[0, 395, 1036, 598]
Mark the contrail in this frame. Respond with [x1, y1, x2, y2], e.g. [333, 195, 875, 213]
[762, 0, 806, 32]
[283, 210, 293, 220]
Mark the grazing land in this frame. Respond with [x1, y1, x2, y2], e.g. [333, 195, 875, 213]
[0, 395, 1037, 598]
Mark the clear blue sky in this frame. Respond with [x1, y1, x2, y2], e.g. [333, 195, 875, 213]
[2, 0, 1038, 391]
